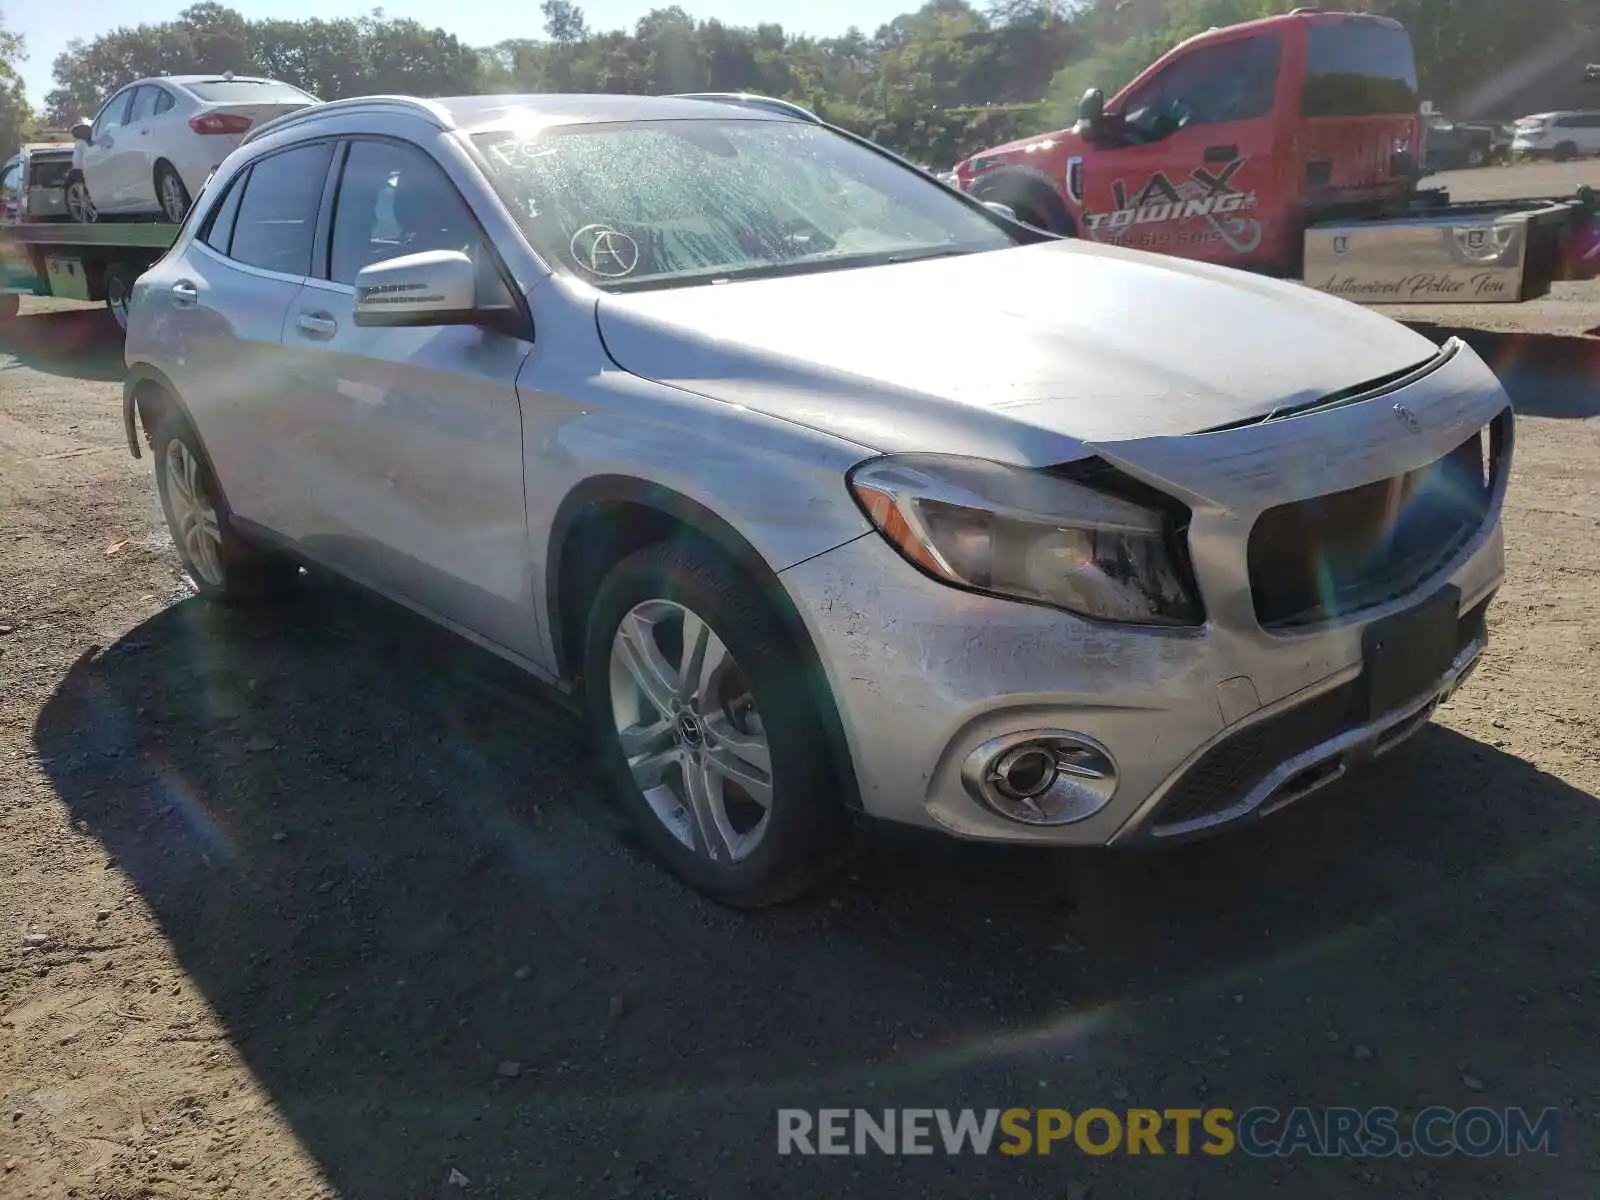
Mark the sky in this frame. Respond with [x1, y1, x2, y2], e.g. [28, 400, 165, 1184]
[11, 0, 916, 105]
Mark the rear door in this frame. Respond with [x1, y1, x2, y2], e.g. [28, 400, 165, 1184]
[1082, 30, 1285, 268]
[157, 139, 337, 538]
[279, 135, 538, 657]
[115, 86, 164, 212]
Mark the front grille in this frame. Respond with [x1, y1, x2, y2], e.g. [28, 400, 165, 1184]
[1143, 596, 1491, 835]
[1248, 415, 1505, 629]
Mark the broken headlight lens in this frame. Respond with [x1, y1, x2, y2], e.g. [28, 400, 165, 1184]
[848, 454, 1202, 626]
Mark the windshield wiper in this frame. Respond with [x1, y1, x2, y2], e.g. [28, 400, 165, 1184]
[603, 245, 983, 292]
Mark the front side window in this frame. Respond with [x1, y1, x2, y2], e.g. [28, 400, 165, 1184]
[226, 141, 334, 276]
[1301, 20, 1420, 117]
[1119, 33, 1283, 142]
[328, 140, 490, 287]
[474, 118, 1016, 292]
[93, 89, 136, 138]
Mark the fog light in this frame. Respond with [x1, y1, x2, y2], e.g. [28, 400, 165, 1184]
[960, 730, 1118, 826]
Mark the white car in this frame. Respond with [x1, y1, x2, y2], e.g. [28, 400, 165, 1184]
[68, 75, 320, 223]
[1510, 110, 1600, 161]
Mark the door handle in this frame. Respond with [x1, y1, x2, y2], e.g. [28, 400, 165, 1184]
[296, 312, 337, 339]
[170, 281, 197, 308]
[1204, 144, 1239, 164]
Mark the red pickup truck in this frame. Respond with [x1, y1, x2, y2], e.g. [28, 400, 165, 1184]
[951, 9, 1596, 302]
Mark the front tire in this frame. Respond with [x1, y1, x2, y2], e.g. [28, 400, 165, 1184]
[65, 175, 96, 224]
[1554, 141, 1579, 163]
[582, 541, 847, 907]
[152, 408, 295, 604]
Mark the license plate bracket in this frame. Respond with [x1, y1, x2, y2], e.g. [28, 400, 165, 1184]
[1357, 585, 1461, 721]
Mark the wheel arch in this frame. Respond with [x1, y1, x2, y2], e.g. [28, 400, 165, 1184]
[968, 167, 1078, 236]
[122, 367, 235, 506]
[547, 474, 864, 812]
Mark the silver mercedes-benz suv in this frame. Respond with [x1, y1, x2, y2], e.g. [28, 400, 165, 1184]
[122, 93, 1512, 906]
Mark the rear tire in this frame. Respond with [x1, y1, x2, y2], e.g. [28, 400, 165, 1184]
[1554, 141, 1579, 163]
[156, 163, 191, 223]
[103, 263, 135, 332]
[151, 407, 297, 604]
[1465, 146, 1488, 168]
[581, 540, 848, 907]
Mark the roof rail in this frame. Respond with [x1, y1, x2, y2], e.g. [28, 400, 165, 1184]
[242, 94, 452, 145]
[669, 92, 822, 123]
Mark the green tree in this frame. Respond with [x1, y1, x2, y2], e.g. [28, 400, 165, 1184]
[2, 8, 33, 154]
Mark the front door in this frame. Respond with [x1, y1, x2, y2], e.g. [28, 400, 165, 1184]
[1080, 29, 1286, 270]
[281, 136, 537, 659]
[83, 87, 136, 213]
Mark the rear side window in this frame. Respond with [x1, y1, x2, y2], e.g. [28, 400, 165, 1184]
[200, 170, 248, 255]
[186, 80, 317, 104]
[226, 141, 335, 276]
[1302, 21, 1420, 117]
[32, 159, 71, 189]
[153, 89, 175, 115]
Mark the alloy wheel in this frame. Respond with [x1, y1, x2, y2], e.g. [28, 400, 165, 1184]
[164, 438, 224, 587]
[608, 598, 774, 864]
[159, 171, 187, 222]
[67, 180, 96, 224]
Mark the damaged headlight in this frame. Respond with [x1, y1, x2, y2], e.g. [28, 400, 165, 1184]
[848, 454, 1202, 626]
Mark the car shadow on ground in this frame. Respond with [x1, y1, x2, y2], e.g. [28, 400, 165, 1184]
[33, 575, 1600, 1199]
[1405, 322, 1600, 418]
[0, 307, 124, 383]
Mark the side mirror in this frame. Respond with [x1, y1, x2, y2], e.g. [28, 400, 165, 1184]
[982, 200, 1018, 221]
[353, 250, 477, 328]
[71, 122, 93, 143]
[1078, 88, 1105, 127]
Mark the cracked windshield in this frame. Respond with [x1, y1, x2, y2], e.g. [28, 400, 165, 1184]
[1, 0, 1597, 1197]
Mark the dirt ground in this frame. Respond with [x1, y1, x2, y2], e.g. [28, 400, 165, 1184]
[1, 161, 1598, 1200]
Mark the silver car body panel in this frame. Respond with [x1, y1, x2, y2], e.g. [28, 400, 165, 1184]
[124, 94, 1515, 848]
[596, 237, 1441, 465]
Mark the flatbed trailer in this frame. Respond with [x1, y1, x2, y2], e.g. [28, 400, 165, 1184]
[0, 222, 177, 329]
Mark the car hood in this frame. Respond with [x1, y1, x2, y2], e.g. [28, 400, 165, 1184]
[594, 239, 1440, 466]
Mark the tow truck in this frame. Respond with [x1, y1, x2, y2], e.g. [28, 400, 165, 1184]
[3, 141, 174, 329]
[952, 8, 1598, 304]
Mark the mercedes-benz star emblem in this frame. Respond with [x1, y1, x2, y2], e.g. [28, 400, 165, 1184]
[569, 224, 640, 279]
[1393, 402, 1421, 433]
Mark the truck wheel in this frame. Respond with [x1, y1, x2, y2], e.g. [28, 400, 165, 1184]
[1554, 141, 1579, 163]
[151, 407, 297, 604]
[972, 177, 1077, 237]
[1466, 146, 1488, 168]
[156, 163, 191, 223]
[65, 175, 97, 224]
[582, 540, 848, 908]
[104, 265, 135, 332]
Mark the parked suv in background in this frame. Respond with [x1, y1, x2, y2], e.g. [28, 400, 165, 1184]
[122, 94, 1512, 906]
[68, 74, 320, 223]
[1511, 110, 1600, 160]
